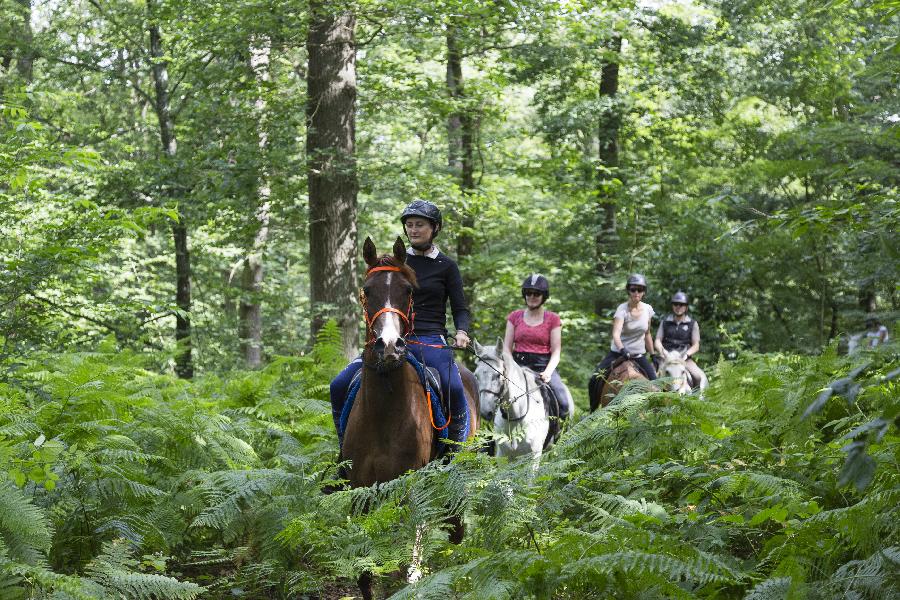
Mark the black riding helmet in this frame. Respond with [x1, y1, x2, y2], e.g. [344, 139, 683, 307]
[671, 291, 689, 305]
[521, 273, 550, 303]
[625, 274, 648, 291]
[400, 200, 442, 238]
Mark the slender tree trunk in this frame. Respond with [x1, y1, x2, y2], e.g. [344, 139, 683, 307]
[595, 36, 622, 319]
[828, 300, 839, 341]
[149, 1, 193, 378]
[446, 25, 476, 297]
[306, 2, 358, 358]
[858, 284, 876, 314]
[239, 37, 271, 368]
[15, 0, 33, 82]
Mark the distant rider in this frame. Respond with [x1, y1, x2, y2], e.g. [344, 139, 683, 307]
[503, 273, 570, 420]
[654, 291, 708, 390]
[591, 274, 658, 390]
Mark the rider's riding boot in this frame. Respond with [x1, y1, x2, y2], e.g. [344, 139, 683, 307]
[447, 413, 468, 447]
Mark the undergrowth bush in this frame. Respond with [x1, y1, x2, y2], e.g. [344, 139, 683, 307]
[1, 326, 896, 598]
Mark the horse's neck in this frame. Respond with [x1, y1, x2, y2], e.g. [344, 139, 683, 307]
[505, 358, 536, 405]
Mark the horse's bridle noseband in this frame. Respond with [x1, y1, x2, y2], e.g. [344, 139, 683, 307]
[477, 353, 536, 422]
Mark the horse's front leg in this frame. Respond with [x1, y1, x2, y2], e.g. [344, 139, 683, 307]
[447, 514, 465, 545]
[407, 523, 427, 583]
[358, 570, 373, 600]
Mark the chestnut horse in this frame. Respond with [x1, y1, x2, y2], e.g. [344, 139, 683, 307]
[589, 358, 648, 411]
[341, 236, 479, 599]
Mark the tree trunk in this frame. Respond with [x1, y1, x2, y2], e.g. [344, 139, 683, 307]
[594, 36, 622, 320]
[446, 25, 476, 297]
[239, 37, 272, 369]
[858, 283, 876, 314]
[306, 2, 358, 358]
[15, 0, 33, 82]
[149, 1, 193, 378]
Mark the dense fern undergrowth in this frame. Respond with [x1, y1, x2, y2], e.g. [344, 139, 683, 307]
[1, 323, 897, 599]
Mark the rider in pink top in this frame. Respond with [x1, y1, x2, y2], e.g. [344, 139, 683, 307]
[508, 309, 561, 354]
[503, 274, 570, 420]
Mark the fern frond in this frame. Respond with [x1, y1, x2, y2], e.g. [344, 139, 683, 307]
[85, 540, 203, 600]
[743, 576, 792, 600]
[0, 479, 52, 565]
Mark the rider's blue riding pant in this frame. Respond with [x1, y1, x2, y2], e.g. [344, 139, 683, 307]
[329, 334, 469, 447]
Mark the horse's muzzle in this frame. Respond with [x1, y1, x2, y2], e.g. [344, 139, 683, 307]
[372, 337, 407, 371]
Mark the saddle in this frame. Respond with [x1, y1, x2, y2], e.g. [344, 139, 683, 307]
[347, 364, 444, 409]
[339, 355, 448, 447]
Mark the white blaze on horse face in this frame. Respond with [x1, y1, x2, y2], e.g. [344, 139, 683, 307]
[375, 272, 404, 349]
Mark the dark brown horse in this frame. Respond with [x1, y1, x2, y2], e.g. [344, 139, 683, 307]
[342, 236, 479, 598]
[589, 358, 648, 411]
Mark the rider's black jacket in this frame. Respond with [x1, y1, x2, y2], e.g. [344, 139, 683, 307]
[407, 249, 471, 337]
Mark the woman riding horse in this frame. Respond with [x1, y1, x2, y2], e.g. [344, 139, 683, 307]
[654, 290, 708, 390]
[503, 273, 570, 422]
[589, 274, 657, 409]
[330, 200, 472, 449]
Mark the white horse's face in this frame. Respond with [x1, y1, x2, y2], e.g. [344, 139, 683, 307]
[474, 345, 504, 417]
[661, 350, 691, 394]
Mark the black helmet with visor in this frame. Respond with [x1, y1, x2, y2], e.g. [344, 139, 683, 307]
[521, 273, 550, 303]
[671, 291, 689, 305]
[400, 200, 443, 237]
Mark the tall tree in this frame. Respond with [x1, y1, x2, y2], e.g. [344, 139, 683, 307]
[14, 0, 33, 81]
[594, 35, 622, 317]
[306, 1, 359, 358]
[239, 35, 272, 368]
[445, 21, 476, 295]
[148, 0, 193, 378]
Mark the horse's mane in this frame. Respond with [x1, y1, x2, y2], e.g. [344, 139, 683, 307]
[370, 254, 418, 287]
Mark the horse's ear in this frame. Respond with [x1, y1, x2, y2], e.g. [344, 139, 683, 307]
[472, 339, 484, 356]
[392, 236, 406, 264]
[363, 237, 377, 268]
[680, 350, 689, 361]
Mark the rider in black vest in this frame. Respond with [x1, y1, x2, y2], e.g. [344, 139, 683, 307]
[654, 291, 708, 390]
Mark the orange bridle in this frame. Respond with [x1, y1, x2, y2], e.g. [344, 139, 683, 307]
[361, 266, 414, 346]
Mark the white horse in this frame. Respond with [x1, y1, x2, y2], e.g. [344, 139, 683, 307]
[473, 340, 550, 461]
[657, 349, 708, 395]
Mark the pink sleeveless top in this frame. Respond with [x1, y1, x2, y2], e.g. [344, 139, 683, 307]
[507, 309, 562, 354]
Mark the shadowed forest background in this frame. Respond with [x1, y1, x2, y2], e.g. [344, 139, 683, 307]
[1, 0, 898, 598]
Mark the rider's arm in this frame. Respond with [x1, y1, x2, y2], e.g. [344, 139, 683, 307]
[686, 321, 700, 358]
[543, 326, 562, 379]
[654, 320, 665, 355]
[611, 317, 625, 352]
[503, 320, 516, 357]
[644, 330, 654, 355]
[446, 261, 471, 339]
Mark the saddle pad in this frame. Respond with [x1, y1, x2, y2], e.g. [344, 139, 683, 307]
[338, 355, 449, 447]
[424, 366, 443, 409]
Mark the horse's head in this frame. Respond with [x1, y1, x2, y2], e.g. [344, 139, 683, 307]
[361, 236, 418, 371]
[659, 349, 691, 394]
[473, 338, 505, 418]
